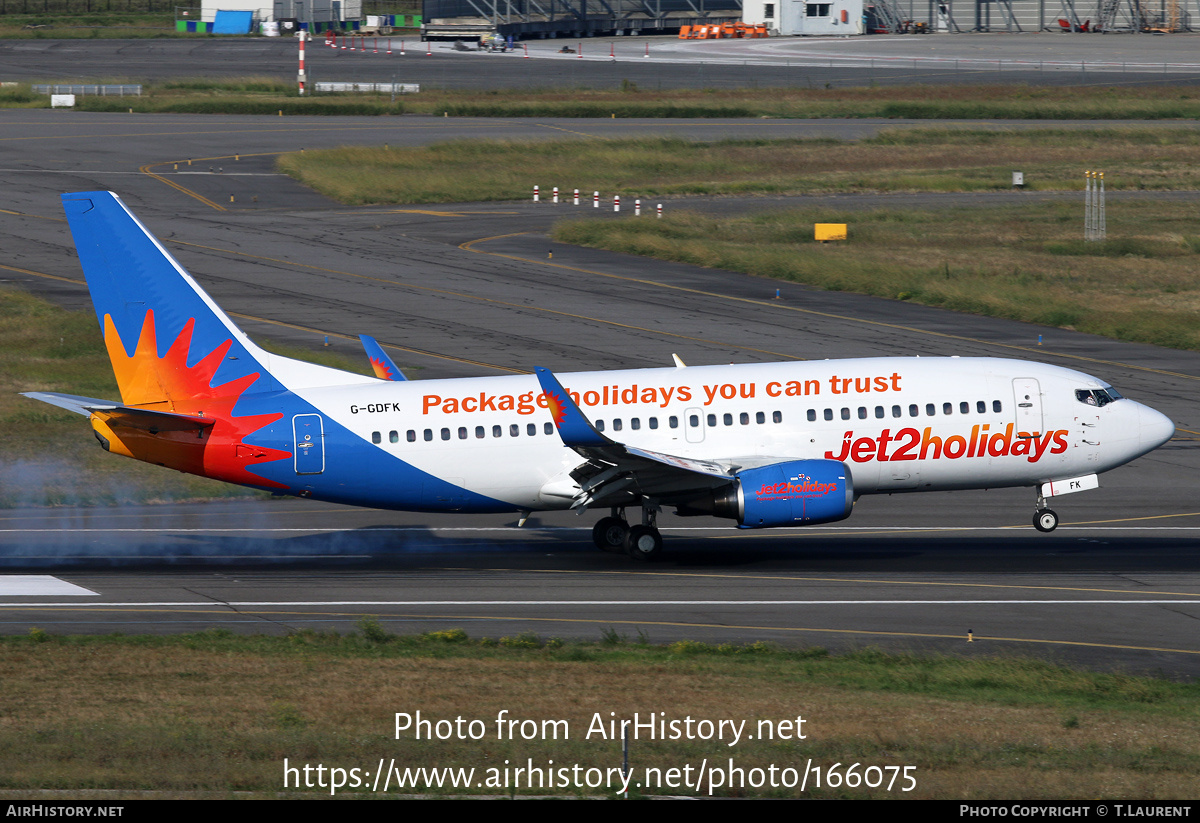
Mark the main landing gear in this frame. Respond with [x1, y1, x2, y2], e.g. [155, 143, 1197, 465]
[1033, 493, 1059, 533]
[592, 504, 664, 561]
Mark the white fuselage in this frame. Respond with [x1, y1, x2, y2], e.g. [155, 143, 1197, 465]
[291, 356, 1171, 511]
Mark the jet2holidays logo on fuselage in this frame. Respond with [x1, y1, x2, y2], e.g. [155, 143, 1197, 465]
[825, 424, 1069, 464]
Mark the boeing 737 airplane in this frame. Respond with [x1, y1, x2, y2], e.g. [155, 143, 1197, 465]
[21, 192, 1176, 560]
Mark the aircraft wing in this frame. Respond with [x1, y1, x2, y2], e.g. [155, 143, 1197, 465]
[359, 335, 406, 381]
[534, 367, 738, 510]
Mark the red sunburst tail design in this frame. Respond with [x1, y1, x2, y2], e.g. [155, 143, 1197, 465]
[101, 310, 291, 488]
[369, 357, 395, 381]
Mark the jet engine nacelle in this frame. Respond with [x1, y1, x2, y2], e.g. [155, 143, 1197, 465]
[681, 459, 854, 528]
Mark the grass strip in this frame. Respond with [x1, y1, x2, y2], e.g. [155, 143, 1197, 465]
[8, 78, 1200, 118]
[1, 625, 1198, 798]
[275, 129, 1200, 205]
[554, 200, 1200, 352]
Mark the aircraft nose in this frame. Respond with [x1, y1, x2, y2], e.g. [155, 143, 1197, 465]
[1138, 404, 1175, 452]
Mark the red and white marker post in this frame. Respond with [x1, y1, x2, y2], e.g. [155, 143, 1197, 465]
[297, 30, 307, 95]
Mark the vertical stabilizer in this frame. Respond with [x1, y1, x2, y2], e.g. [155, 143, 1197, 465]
[61, 191, 377, 404]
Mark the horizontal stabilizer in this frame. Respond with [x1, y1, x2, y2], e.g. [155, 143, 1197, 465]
[20, 391, 119, 417]
[91, 407, 215, 434]
[22, 392, 214, 432]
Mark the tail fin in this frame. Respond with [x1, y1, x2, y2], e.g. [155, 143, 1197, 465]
[61, 191, 375, 408]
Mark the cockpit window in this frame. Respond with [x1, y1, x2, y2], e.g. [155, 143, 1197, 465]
[1075, 387, 1123, 407]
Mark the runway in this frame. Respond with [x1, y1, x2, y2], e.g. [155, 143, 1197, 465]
[1, 98, 1199, 675]
[4, 33, 1200, 89]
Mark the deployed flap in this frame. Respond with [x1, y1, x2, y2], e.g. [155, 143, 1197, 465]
[534, 367, 734, 509]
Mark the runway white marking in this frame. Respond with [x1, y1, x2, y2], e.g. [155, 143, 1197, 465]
[0, 576, 98, 596]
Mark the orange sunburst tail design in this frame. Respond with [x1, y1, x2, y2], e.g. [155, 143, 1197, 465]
[97, 310, 290, 488]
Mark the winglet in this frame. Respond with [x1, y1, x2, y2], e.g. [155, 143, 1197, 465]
[534, 367, 610, 448]
[359, 335, 406, 381]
